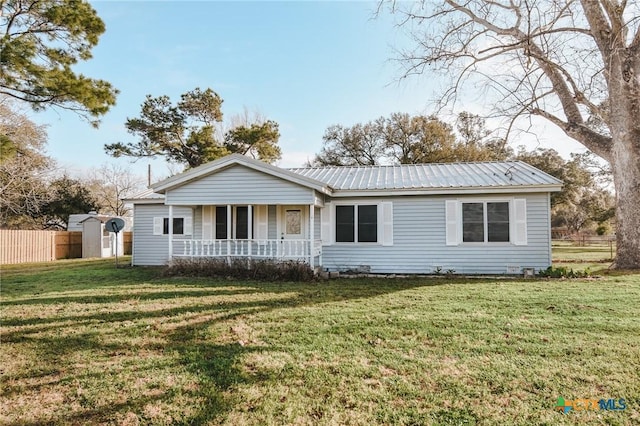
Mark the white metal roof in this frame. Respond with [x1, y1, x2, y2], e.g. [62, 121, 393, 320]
[288, 161, 562, 191]
[123, 188, 165, 203]
[128, 158, 562, 202]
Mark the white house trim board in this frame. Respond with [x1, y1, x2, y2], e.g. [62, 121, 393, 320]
[168, 205, 173, 261]
[380, 202, 393, 246]
[512, 198, 528, 246]
[321, 203, 334, 246]
[309, 204, 315, 266]
[202, 206, 213, 240]
[255, 205, 268, 240]
[313, 190, 325, 207]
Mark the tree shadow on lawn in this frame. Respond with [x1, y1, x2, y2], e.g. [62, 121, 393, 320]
[1, 270, 462, 424]
[0, 287, 260, 307]
[2, 306, 274, 425]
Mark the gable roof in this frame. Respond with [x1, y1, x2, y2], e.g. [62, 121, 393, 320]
[79, 214, 112, 223]
[122, 188, 165, 204]
[151, 154, 332, 194]
[288, 161, 562, 194]
[137, 155, 561, 201]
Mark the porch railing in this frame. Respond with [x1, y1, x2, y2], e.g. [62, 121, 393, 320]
[174, 239, 322, 262]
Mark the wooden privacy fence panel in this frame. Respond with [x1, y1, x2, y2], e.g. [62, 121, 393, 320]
[1, 230, 133, 264]
[123, 231, 132, 255]
[1, 230, 56, 264]
[55, 231, 83, 259]
[0, 230, 88, 264]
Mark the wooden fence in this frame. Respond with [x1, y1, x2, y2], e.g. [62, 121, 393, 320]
[123, 231, 132, 257]
[0, 230, 132, 265]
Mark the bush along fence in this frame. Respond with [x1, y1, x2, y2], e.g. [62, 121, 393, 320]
[0, 230, 132, 265]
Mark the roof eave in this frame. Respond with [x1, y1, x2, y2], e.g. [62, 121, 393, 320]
[330, 184, 563, 197]
[123, 197, 166, 205]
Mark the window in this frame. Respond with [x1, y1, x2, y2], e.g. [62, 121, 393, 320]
[285, 209, 301, 234]
[487, 202, 510, 242]
[462, 201, 510, 243]
[236, 206, 248, 239]
[213, 206, 250, 239]
[163, 218, 184, 235]
[154, 216, 191, 236]
[335, 205, 377, 243]
[462, 203, 484, 242]
[336, 206, 354, 242]
[215, 206, 227, 239]
[358, 205, 378, 242]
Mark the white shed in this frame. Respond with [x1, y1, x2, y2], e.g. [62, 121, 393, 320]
[68, 212, 132, 232]
[79, 214, 125, 258]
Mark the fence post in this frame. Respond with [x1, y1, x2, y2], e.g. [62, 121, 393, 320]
[610, 238, 613, 260]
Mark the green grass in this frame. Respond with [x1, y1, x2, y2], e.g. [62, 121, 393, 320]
[552, 242, 617, 272]
[1, 257, 639, 425]
[553, 241, 616, 262]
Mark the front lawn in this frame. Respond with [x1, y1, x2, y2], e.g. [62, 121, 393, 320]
[1, 259, 638, 425]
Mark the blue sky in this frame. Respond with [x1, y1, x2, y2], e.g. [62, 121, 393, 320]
[32, 0, 583, 181]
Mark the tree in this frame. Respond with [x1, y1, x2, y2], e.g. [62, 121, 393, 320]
[41, 175, 98, 229]
[87, 163, 145, 217]
[455, 112, 513, 161]
[224, 120, 282, 163]
[382, 113, 458, 163]
[515, 147, 614, 233]
[0, 0, 118, 125]
[0, 97, 52, 228]
[105, 88, 282, 168]
[387, 1, 640, 268]
[310, 112, 510, 166]
[312, 121, 386, 166]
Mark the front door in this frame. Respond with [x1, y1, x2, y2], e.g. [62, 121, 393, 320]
[280, 205, 307, 240]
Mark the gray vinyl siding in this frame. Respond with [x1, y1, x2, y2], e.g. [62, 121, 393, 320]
[321, 193, 552, 274]
[268, 205, 277, 239]
[132, 204, 193, 266]
[314, 207, 321, 240]
[165, 165, 313, 205]
[193, 206, 203, 239]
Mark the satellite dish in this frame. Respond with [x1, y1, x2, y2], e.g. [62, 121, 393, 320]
[105, 217, 125, 233]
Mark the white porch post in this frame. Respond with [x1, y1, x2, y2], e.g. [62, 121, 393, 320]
[168, 205, 173, 261]
[227, 204, 232, 264]
[309, 204, 314, 267]
[248, 205, 253, 259]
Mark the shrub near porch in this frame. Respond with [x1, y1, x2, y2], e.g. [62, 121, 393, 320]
[0, 259, 638, 425]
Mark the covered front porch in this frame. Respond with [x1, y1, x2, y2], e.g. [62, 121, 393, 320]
[167, 203, 323, 268]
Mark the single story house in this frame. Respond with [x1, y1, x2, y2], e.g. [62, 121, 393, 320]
[126, 154, 562, 274]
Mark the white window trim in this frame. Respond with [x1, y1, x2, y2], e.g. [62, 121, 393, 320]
[153, 216, 192, 236]
[212, 205, 252, 240]
[331, 201, 382, 245]
[458, 198, 515, 245]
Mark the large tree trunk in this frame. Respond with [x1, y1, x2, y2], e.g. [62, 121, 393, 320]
[611, 140, 640, 269]
[609, 44, 640, 269]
